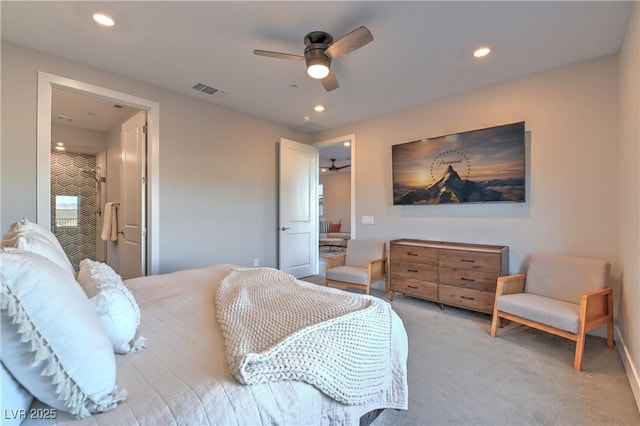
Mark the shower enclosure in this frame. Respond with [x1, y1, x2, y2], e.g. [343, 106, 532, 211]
[51, 150, 106, 271]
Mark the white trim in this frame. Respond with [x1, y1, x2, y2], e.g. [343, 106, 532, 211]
[615, 325, 640, 413]
[314, 134, 356, 239]
[36, 72, 160, 275]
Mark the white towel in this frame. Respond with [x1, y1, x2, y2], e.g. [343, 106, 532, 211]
[101, 203, 119, 242]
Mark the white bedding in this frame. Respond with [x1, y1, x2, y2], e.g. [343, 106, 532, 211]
[23, 264, 408, 425]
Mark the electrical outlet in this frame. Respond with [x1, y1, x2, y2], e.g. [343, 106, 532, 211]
[253, 258, 259, 267]
[362, 216, 375, 225]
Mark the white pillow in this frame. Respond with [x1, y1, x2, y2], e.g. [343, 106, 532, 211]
[0, 362, 33, 425]
[77, 259, 145, 354]
[1, 218, 75, 277]
[0, 248, 126, 419]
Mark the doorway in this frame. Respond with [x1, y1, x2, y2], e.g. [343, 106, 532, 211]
[315, 134, 355, 270]
[36, 72, 160, 275]
[50, 88, 140, 272]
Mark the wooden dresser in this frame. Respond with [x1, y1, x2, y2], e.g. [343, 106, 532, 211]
[389, 239, 509, 314]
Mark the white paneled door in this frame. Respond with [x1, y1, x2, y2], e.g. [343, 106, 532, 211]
[278, 138, 318, 278]
[119, 110, 147, 279]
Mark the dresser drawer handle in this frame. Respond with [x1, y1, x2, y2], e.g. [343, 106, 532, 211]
[407, 269, 419, 273]
[407, 285, 418, 290]
[461, 259, 476, 263]
[460, 296, 475, 300]
[407, 252, 419, 256]
[460, 277, 475, 282]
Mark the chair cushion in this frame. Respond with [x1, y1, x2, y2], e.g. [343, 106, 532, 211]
[525, 254, 610, 304]
[326, 266, 369, 285]
[497, 293, 580, 334]
[345, 240, 384, 269]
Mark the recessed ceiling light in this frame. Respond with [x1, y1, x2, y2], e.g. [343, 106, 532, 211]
[473, 46, 491, 58]
[314, 105, 325, 112]
[56, 142, 65, 146]
[343, 141, 351, 147]
[93, 12, 115, 27]
[55, 146, 66, 151]
[303, 116, 310, 121]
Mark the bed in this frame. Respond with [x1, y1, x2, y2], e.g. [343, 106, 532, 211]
[1, 220, 408, 426]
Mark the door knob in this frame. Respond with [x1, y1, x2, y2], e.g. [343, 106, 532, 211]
[280, 226, 291, 231]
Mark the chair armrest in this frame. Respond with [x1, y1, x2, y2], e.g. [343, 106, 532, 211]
[580, 287, 613, 325]
[326, 253, 346, 270]
[496, 274, 526, 296]
[368, 257, 387, 277]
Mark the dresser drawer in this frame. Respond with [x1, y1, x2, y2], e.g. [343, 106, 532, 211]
[438, 249, 500, 272]
[391, 262, 438, 283]
[438, 266, 498, 292]
[391, 279, 437, 301]
[390, 244, 437, 265]
[438, 284, 495, 313]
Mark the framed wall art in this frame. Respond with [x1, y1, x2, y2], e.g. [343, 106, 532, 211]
[392, 121, 525, 205]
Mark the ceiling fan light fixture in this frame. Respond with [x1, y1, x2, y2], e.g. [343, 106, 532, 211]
[307, 60, 330, 79]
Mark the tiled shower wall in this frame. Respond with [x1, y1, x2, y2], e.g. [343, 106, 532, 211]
[50, 151, 98, 271]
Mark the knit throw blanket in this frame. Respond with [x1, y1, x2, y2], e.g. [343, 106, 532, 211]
[215, 267, 393, 405]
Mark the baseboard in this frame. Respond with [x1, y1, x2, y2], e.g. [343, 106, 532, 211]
[616, 325, 640, 413]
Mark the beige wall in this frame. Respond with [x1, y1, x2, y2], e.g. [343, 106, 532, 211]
[617, 2, 640, 406]
[1, 42, 310, 272]
[313, 55, 619, 272]
[320, 172, 351, 232]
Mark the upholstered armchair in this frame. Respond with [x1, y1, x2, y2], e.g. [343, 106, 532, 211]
[490, 253, 614, 371]
[324, 239, 387, 295]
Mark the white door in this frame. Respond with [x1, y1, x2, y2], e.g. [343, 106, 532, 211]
[278, 138, 318, 278]
[119, 111, 147, 279]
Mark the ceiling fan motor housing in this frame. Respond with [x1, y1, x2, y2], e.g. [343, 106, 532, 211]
[304, 31, 333, 71]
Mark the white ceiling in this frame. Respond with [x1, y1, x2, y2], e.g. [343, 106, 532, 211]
[2, 1, 633, 137]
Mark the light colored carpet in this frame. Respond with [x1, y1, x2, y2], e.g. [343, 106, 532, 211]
[301, 269, 640, 426]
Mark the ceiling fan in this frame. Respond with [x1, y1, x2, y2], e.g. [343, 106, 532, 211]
[253, 26, 373, 92]
[322, 158, 351, 172]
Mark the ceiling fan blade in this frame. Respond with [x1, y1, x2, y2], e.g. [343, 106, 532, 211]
[253, 49, 304, 61]
[321, 69, 339, 92]
[335, 164, 351, 170]
[325, 26, 373, 59]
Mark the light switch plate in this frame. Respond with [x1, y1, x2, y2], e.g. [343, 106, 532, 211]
[362, 216, 375, 225]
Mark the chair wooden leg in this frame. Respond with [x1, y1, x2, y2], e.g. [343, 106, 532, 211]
[574, 333, 586, 371]
[490, 311, 500, 338]
[389, 291, 395, 301]
[606, 293, 614, 349]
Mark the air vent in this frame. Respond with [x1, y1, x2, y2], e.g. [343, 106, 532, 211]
[193, 83, 218, 95]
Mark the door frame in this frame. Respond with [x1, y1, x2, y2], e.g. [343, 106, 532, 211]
[36, 71, 160, 275]
[313, 134, 356, 240]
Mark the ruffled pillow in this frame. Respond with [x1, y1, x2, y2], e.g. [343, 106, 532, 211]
[77, 259, 145, 354]
[0, 248, 126, 419]
[1, 218, 75, 277]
